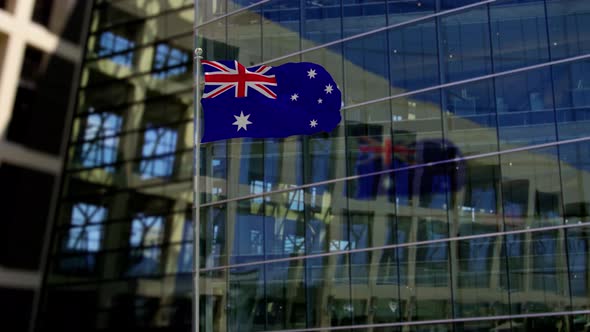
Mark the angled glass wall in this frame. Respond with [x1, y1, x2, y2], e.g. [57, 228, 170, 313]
[37, 0, 194, 331]
[195, 0, 590, 331]
[38, 0, 590, 332]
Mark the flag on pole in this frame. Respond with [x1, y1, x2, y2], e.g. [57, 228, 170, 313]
[199, 60, 342, 143]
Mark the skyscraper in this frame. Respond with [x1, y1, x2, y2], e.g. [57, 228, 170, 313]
[38, 0, 590, 331]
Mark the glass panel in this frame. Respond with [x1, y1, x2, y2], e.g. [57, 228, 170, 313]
[344, 31, 390, 106]
[567, 227, 590, 311]
[301, 0, 343, 47]
[351, 219, 402, 326]
[389, 19, 439, 93]
[265, 189, 306, 258]
[495, 68, 556, 149]
[401, 241, 452, 322]
[262, 0, 300, 62]
[453, 234, 510, 319]
[443, 79, 498, 156]
[504, 230, 570, 315]
[553, 59, 590, 140]
[388, 0, 435, 25]
[197, 0, 225, 24]
[227, 264, 265, 331]
[343, 0, 387, 37]
[200, 268, 227, 332]
[490, 0, 549, 72]
[391, 91, 448, 210]
[306, 253, 352, 328]
[547, 0, 590, 61]
[197, 20, 231, 60]
[346, 101, 392, 202]
[227, 7, 262, 65]
[440, 6, 492, 82]
[204, 141, 229, 203]
[560, 141, 590, 225]
[501, 147, 563, 230]
[264, 261, 307, 330]
[451, 155, 503, 237]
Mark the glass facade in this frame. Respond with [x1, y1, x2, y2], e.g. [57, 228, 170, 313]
[38, 0, 590, 331]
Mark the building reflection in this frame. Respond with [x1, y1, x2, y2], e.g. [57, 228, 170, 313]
[38, 0, 590, 332]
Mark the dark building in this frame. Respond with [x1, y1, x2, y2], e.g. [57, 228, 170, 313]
[0, 1, 92, 331]
[37, 0, 590, 332]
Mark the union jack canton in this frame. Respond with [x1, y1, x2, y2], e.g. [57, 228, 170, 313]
[202, 60, 277, 99]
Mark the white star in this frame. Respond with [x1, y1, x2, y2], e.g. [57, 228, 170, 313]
[232, 111, 252, 131]
[324, 84, 334, 94]
[310, 119, 318, 128]
[317, 98, 323, 104]
[307, 69, 317, 79]
[290, 93, 299, 101]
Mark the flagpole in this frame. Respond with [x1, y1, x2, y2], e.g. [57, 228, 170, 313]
[193, 47, 203, 332]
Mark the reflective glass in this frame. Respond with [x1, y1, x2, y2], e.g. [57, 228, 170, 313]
[560, 141, 590, 225]
[495, 68, 556, 149]
[343, 0, 387, 37]
[450, 156, 503, 237]
[440, 6, 492, 82]
[388, 0, 435, 25]
[490, 0, 549, 72]
[443, 79, 498, 156]
[262, 0, 301, 61]
[501, 147, 563, 230]
[264, 261, 307, 330]
[553, 59, 590, 140]
[346, 101, 393, 202]
[344, 31, 390, 106]
[567, 227, 590, 312]
[301, 0, 342, 47]
[401, 241, 452, 321]
[227, 7, 263, 65]
[389, 19, 439, 93]
[503, 230, 570, 315]
[42, 0, 590, 331]
[547, 0, 590, 61]
[453, 234, 510, 319]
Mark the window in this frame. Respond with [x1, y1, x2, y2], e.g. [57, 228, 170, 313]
[127, 214, 164, 276]
[287, 186, 304, 211]
[283, 234, 304, 254]
[152, 44, 189, 79]
[60, 203, 107, 273]
[250, 180, 271, 204]
[139, 126, 178, 179]
[66, 203, 107, 252]
[97, 31, 135, 66]
[79, 111, 122, 169]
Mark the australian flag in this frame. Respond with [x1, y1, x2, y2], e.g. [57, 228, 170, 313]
[200, 60, 342, 143]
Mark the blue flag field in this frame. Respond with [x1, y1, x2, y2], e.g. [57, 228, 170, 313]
[200, 60, 342, 143]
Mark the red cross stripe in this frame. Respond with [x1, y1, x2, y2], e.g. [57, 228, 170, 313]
[202, 60, 278, 99]
[359, 137, 416, 168]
